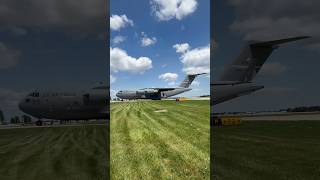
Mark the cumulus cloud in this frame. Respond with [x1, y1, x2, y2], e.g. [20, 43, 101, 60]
[161, 64, 167, 68]
[260, 62, 288, 76]
[0, 42, 20, 69]
[191, 80, 200, 86]
[10, 27, 27, 36]
[110, 14, 134, 31]
[174, 43, 210, 74]
[173, 43, 190, 53]
[150, 0, 198, 21]
[112, 35, 126, 44]
[110, 47, 152, 74]
[0, 0, 106, 34]
[141, 32, 157, 47]
[159, 72, 178, 81]
[228, 0, 320, 50]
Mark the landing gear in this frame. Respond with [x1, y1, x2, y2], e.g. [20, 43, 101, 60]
[35, 119, 43, 126]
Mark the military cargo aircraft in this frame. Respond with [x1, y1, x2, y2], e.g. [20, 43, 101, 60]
[19, 85, 109, 125]
[116, 73, 205, 100]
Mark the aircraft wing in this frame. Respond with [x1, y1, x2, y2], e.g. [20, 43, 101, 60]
[141, 88, 177, 92]
[212, 81, 251, 85]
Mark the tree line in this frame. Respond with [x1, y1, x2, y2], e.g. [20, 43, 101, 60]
[0, 109, 32, 125]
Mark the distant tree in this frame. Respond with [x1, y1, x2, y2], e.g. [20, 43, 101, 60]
[0, 110, 4, 124]
[22, 115, 32, 124]
[10, 116, 20, 124]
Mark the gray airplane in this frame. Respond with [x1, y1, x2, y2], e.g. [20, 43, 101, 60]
[116, 73, 205, 100]
[18, 85, 109, 125]
[211, 36, 309, 106]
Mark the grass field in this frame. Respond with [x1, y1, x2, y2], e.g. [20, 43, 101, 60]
[111, 100, 210, 179]
[212, 120, 320, 180]
[0, 125, 108, 180]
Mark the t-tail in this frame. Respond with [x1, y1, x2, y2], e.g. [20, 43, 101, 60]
[179, 73, 206, 88]
[218, 36, 310, 83]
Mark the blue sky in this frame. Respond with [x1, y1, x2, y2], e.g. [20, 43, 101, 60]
[110, 0, 210, 98]
[213, 0, 320, 112]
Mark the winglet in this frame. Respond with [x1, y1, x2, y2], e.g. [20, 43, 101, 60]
[251, 36, 310, 47]
[187, 73, 207, 76]
[179, 73, 206, 88]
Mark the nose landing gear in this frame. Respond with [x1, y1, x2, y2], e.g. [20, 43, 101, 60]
[35, 119, 43, 126]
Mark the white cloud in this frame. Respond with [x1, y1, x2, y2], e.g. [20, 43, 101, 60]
[174, 44, 210, 74]
[0, 0, 106, 34]
[141, 32, 157, 47]
[159, 72, 178, 82]
[110, 74, 116, 84]
[110, 14, 134, 31]
[228, 0, 320, 51]
[0, 42, 20, 69]
[150, 0, 198, 21]
[110, 47, 152, 74]
[112, 35, 126, 44]
[191, 80, 200, 86]
[173, 43, 190, 53]
[10, 27, 27, 36]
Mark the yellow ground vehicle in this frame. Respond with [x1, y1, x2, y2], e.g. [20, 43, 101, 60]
[212, 116, 241, 126]
[176, 97, 189, 102]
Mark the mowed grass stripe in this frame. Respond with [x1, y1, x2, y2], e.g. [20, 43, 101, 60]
[145, 101, 209, 152]
[212, 121, 320, 180]
[111, 100, 210, 179]
[0, 125, 108, 180]
[140, 105, 209, 177]
[141, 102, 209, 159]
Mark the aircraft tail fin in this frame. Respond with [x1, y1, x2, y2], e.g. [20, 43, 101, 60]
[179, 73, 206, 88]
[218, 36, 310, 82]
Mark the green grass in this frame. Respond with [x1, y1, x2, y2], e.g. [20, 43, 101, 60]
[111, 100, 210, 179]
[0, 125, 108, 180]
[212, 121, 320, 180]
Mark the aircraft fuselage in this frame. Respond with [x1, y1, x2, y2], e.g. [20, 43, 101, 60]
[19, 88, 109, 120]
[211, 83, 264, 105]
[116, 88, 191, 100]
